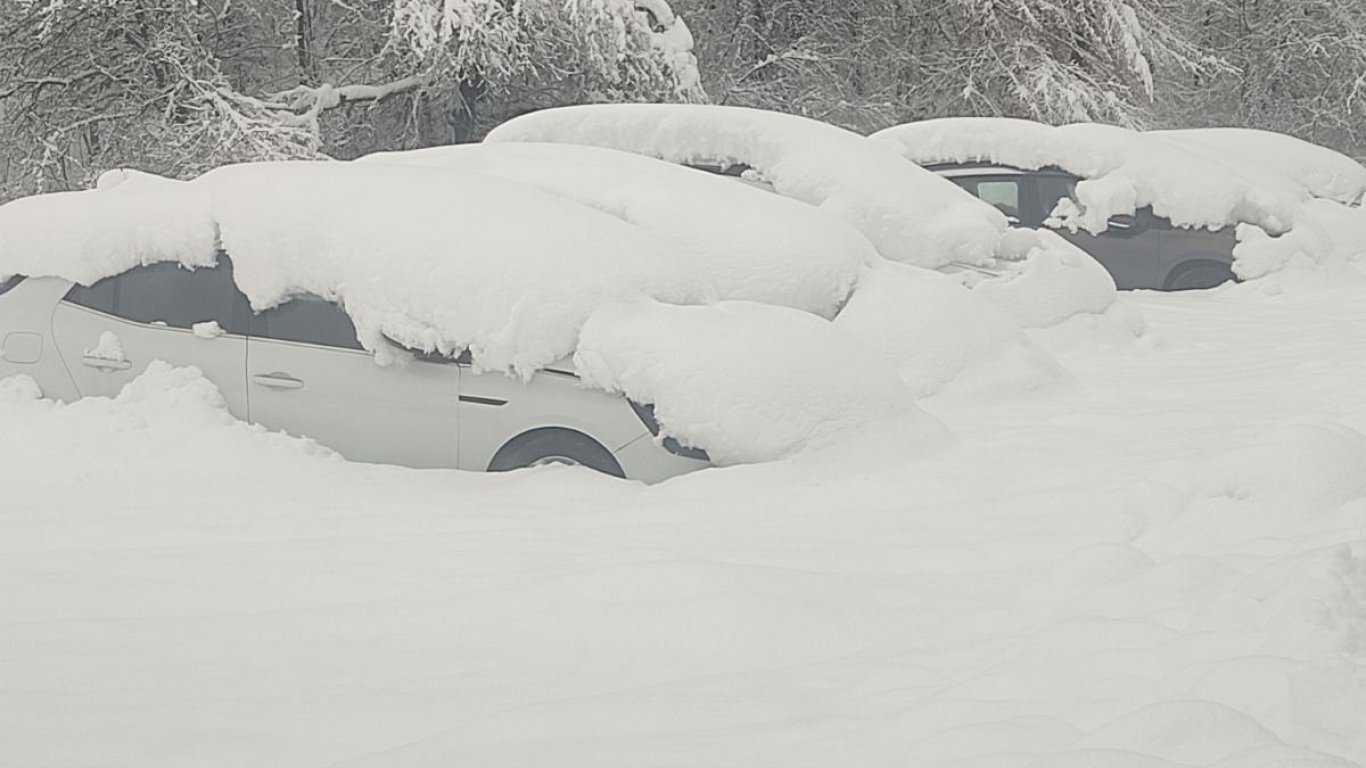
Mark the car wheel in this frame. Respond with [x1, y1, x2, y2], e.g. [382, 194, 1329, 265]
[1164, 262, 1235, 291]
[487, 428, 625, 478]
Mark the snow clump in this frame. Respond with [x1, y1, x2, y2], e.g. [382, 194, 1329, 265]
[359, 141, 875, 318]
[575, 300, 938, 465]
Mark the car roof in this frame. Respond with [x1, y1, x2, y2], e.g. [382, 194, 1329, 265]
[925, 161, 1078, 179]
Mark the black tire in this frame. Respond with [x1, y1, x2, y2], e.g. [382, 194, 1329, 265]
[1164, 262, 1236, 291]
[487, 428, 625, 478]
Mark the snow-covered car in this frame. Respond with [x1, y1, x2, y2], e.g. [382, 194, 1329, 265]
[930, 162, 1237, 290]
[872, 118, 1366, 288]
[0, 262, 707, 481]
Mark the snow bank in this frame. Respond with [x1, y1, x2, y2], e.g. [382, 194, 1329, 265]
[5, 280, 1366, 766]
[486, 104, 1008, 269]
[832, 261, 1071, 398]
[359, 142, 874, 318]
[870, 117, 1366, 280]
[574, 300, 929, 465]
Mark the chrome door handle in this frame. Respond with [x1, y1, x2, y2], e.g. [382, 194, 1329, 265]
[81, 355, 131, 370]
[252, 373, 305, 390]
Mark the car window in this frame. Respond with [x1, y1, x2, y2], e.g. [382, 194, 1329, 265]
[1035, 175, 1079, 220]
[0, 275, 24, 297]
[64, 256, 249, 334]
[972, 179, 1023, 220]
[250, 294, 363, 350]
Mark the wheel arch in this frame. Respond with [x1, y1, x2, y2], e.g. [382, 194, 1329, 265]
[1162, 257, 1237, 290]
[486, 425, 624, 477]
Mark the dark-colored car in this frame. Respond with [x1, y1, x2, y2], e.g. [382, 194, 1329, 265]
[933, 163, 1238, 290]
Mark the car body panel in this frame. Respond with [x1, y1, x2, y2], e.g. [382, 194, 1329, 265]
[52, 301, 252, 417]
[611, 431, 711, 484]
[247, 337, 462, 469]
[0, 277, 80, 402]
[457, 364, 651, 471]
[936, 164, 1235, 290]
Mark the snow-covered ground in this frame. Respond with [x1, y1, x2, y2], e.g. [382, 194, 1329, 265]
[4, 270, 1365, 767]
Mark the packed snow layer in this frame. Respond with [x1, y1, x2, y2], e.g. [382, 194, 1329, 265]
[574, 300, 935, 464]
[4, 275, 1366, 767]
[359, 142, 875, 318]
[870, 117, 1366, 279]
[485, 104, 1009, 269]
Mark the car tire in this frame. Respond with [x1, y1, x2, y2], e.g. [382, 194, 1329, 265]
[487, 428, 625, 478]
[1164, 262, 1235, 291]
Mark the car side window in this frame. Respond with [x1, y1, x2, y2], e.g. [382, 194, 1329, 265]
[970, 179, 1023, 222]
[64, 256, 249, 334]
[0, 275, 25, 297]
[1035, 175, 1079, 222]
[249, 294, 363, 351]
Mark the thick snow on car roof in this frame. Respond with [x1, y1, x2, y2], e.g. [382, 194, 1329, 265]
[870, 117, 1366, 279]
[485, 103, 1009, 270]
[358, 141, 876, 318]
[0, 160, 928, 465]
[1152, 127, 1366, 205]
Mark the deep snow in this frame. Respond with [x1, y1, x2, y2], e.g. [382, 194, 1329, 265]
[4, 271, 1366, 767]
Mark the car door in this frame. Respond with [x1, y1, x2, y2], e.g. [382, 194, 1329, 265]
[1031, 174, 1163, 290]
[245, 295, 460, 468]
[51, 257, 251, 416]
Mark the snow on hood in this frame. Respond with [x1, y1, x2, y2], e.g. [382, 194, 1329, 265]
[485, 104, 1009, 270]
[358, 141, 875, 318]
[0, 160, 929, 464]
[870, 117, 1366, 280]
[574, 300, 940, 465]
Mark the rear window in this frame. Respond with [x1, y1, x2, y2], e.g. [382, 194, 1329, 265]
[0, 275, 24, 297]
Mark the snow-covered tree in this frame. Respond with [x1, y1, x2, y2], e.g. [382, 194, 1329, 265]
[680, 0, 1214, 130]
[0, 0, 704, 200]
[1156, 0, 1366, 153]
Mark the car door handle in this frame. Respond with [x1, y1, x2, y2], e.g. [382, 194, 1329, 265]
[81, 355, 131, 371]
[252, 372, 305, 390]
